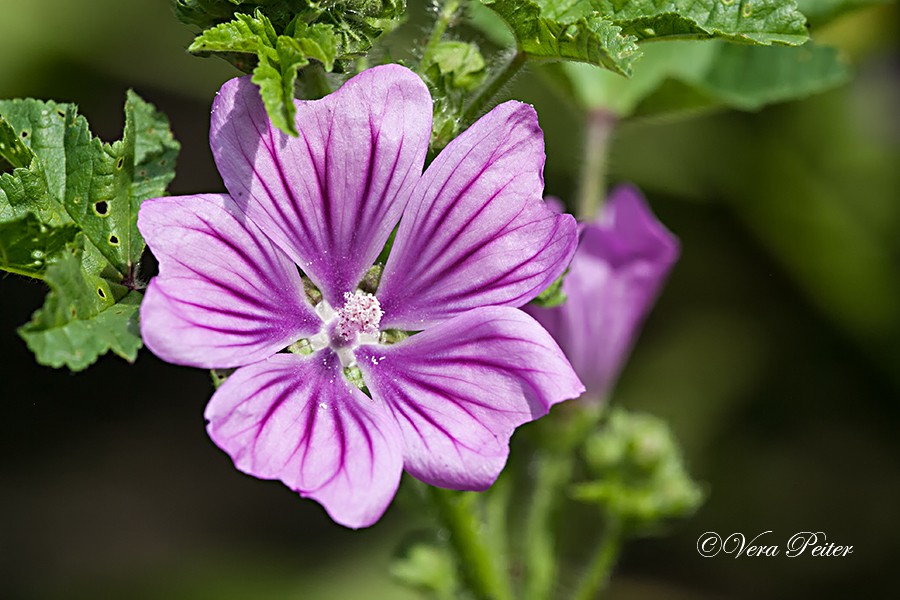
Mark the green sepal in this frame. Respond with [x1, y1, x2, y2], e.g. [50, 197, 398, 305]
[211, 367, 238, 389]
[379, 328, 409, 344]
[344, 366, 372, 397]
[528, 270, 567, 308]
[480, 0, 641, 76]
[358, 263, 383, 294]
[287, 338, 313, 355]
[0, 213, 80, 279]
[17, 235, 144, 371]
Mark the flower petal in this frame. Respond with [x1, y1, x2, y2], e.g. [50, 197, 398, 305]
[205, 352, 404, 529]
[210, 65, 432, 304]
[356, 307, 584, 490]
[139, 194, 319, 369]
[524, 185, 680, 398]
[376, 101, 578, 330]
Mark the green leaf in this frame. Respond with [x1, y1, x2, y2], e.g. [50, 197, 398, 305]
[1, 93, 179, 370]
[190, 11, 340, 135]
[0, 117, 36, 170]
[556, 40, 849, 117]
[60, 91, 180, 284]
[0, 213, 79, 279]
[422, 41, 488, 147]
[18, 236, 143, 371]
[595, 0, 810, 46]
[480, 0, 641, 75]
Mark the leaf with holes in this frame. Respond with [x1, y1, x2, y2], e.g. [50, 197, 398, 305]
[0, 213, 80, 278]
[480, 0, 641, 75]
[1, 93, 179, 370]
[18, 235, 143, 371]
[62, 91, 180, 285]
[594, 0, 809, 46]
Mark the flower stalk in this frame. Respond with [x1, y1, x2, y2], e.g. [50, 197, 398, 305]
[569, 514, 624, 600]
[576, 109, 617, 220]
[461, 50, 527, 126]
[418, 0, 461, 75]
[524, 451, 574, 600]
[429, 487, 515, 600]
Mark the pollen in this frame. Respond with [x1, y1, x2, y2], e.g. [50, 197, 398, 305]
[336, 290, 383, 340]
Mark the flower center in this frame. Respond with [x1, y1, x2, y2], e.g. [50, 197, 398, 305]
[336, 290, 383, 341]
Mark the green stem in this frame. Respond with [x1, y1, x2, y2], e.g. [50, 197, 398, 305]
[461, 50, 527, 125]
[524, 451, 574, 600]
[429, 487, 514, 600]
[576, 109, 617, 220]
[569, 515, 624, 600]
[418, 0, 460, 74]
[523, 402, 604, 600]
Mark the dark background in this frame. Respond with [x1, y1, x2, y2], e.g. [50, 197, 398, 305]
[1, 1, 898, 598]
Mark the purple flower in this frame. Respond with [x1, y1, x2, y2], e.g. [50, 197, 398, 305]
[524, 185, 679, 401]
[137, 65, 583, 528]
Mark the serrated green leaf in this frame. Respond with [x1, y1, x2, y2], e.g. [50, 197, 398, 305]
[0, 213, 80, 278]
[188, 9, 277, 55]
[0, 161, 61, 225]
[423, 41, 488, 147]
[481, 0, 641, 75]
[556, 40, 849, 117]
[183, 0, 405, 65]
[1, 93, 179, 369]
[0, 99, 73, 204]
[191, 11, 340, 136]
[426, 41, 488, 92]
[60, 91, 180, 284]
[18, 236, 143, 371]
[594, 0, 809, 46]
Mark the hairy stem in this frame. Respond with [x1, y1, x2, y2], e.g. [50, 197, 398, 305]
[418, 0, 460, 74]
[577, 109, 617, 220]
[430, 487, 514, 600]
[569, 515, 624, 600]
[524, 402, 605, 600]
[461, 50, 527, 126]
[524, 451, 574, 600]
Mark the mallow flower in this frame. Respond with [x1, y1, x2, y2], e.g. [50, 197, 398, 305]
[137, 65, 583, 528]
[524, 185, 679, 402]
